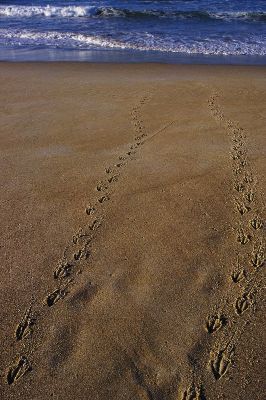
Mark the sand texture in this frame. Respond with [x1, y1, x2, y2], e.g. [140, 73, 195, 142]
[0, 63, 265, 399]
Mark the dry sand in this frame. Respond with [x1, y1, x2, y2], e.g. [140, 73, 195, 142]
[0, 63, 265, 399]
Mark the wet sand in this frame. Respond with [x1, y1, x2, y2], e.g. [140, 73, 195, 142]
[0, 63, 265, 399]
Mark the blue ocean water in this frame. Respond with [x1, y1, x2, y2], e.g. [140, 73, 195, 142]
[0, 0, 266, 63]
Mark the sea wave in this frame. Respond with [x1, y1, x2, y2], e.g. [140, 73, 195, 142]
[1, 29, 265, 56]
[0, 5, 266, 22]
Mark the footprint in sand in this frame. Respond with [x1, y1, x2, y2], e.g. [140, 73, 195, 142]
[246, 192, 255, 203]
[235, 200, 251, 215]
[98, 195, 110, 204]
[244, 173, 253, 184]
[108, 175, 119, 184]
[46, 287, 68, 307]
[74, 249, 83, 261]
[182, 384, 205, 400]
[235, 292, 253, 315]
[54, 262, 73, 280]
[96, 182, 108, 192]
[7, 356, 32, 385]
[85, 206, 95, 216]
[89, 219, 101, 231]
[105, 167, 112, 174]
[251, 243, 265, 268]
[237, 229, 251, 245]
[205, 314, 227, 334]
[239, 159, 247, 167]
[209, 348, 233, 380]
[130, 143, 141, 150]
[73, 246, 90, 261]
[234, 182, 245, 193]
[15, 307, 35, 341]
[233, 166, 242, 176]
[72, 229, 91, 246]
[231, 268, 246, 284]
[232, 142, 243, 151]
[231, 153, 241, 161]
[250, 216, 263, 230]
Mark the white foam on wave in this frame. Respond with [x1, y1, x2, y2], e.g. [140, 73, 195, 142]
[209, 11, 266, 21]
[0, 5, 95, 18]
[0, 29, 118, 48]
[0, 28, 266, 56]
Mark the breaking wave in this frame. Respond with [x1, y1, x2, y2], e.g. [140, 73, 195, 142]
[1, 28, 266, 56]
[0, 5, 266, 22]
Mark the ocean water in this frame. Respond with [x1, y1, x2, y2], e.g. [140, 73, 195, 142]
[0, 0, 266, 63]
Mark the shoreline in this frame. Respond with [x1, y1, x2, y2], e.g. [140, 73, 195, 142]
[1, 47, 266, 65]
[1, 61, 266, 69]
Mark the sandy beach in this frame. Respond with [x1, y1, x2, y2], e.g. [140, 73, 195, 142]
[0, 63, 265, 399]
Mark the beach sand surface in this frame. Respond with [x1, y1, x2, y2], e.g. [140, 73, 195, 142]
[0, 63, 265, 399]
